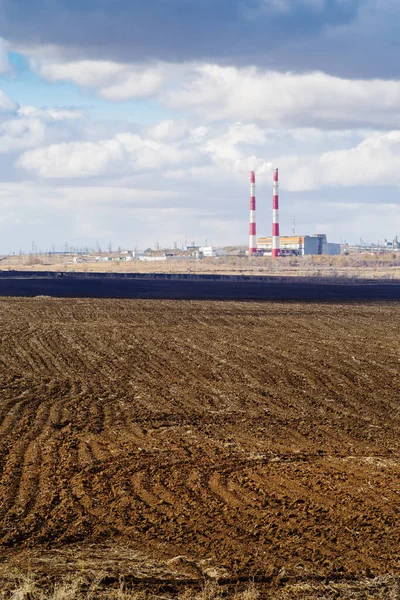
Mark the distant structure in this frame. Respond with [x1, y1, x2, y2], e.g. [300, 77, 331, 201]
[258, 234, 340, 256]
[249, 171, 257, 256]
[272, 168, 280, 257]
[384, 236, 400, 249]
[343, 236, 399, 253]
[199, 246, 227, 258]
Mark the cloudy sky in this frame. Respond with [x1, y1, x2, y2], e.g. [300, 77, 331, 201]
[0, 0, 399, 252]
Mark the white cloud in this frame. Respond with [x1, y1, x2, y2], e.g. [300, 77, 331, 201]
[164, 66, 400, 128]
[203, 122, 269, 172]
[147, 120, 189, 142]
[17, 131, 199, 178]
[29, 56, 189, 101]
[18, 106, 85, 121]
[0, 118, 46, 153]
[0, 179, 205, 251]
[16, 121, 271, 180]
[24, 45, 400, 128]
[17, 139, 127, 178]
[0, 106, 86, 153]
[280, 131, 400, 191]
[98, 66, 167, 101]
[16, 116, 400, 200]
[0, 88, 18, 113]
[0, 181, 181, 211]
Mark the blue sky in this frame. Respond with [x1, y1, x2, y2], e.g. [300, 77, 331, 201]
[0, 0, 398, 252]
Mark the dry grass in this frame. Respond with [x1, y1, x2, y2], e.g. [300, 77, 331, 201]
[1, 253, 399, 279]
[1, 574, 261, 600]
[3, 573, 400, 599]
[277, 575, 400, 599]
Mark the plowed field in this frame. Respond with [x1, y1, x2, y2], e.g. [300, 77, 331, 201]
[1, 298, 400, 595]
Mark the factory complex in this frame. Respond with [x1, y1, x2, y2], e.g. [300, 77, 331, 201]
[249, 169, 341, 257]
[257, 234, 341, 256]
[1, 167, 397, 261]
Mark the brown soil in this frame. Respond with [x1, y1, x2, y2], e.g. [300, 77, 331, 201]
[0, 298, 399, 596]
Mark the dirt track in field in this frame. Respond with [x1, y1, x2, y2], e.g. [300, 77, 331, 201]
[0, 298, 400, 591]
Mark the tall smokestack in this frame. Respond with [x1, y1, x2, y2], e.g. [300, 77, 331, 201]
[272, 168, 280, 257]
[249, 170, 257, 256]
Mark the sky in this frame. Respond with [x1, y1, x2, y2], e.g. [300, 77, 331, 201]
[0, 0, 399, 252]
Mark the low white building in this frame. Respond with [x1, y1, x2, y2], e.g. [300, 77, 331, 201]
[199, 246, 227, 258]
[138, 255, 167, 262]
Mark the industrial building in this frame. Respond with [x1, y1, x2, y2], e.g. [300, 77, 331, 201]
[248, 169, 342, 257]
[257, 234, 341, 256]
[199, 246, 227, 258]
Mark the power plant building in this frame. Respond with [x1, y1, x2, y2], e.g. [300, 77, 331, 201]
[257, 234, 340, 256]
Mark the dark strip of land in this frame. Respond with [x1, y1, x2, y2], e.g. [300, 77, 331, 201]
[0, 271, 399, 300]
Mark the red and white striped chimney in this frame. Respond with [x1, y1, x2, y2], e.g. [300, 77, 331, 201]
[272, 168, 280, 257]
[249, 170, 257, 256]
